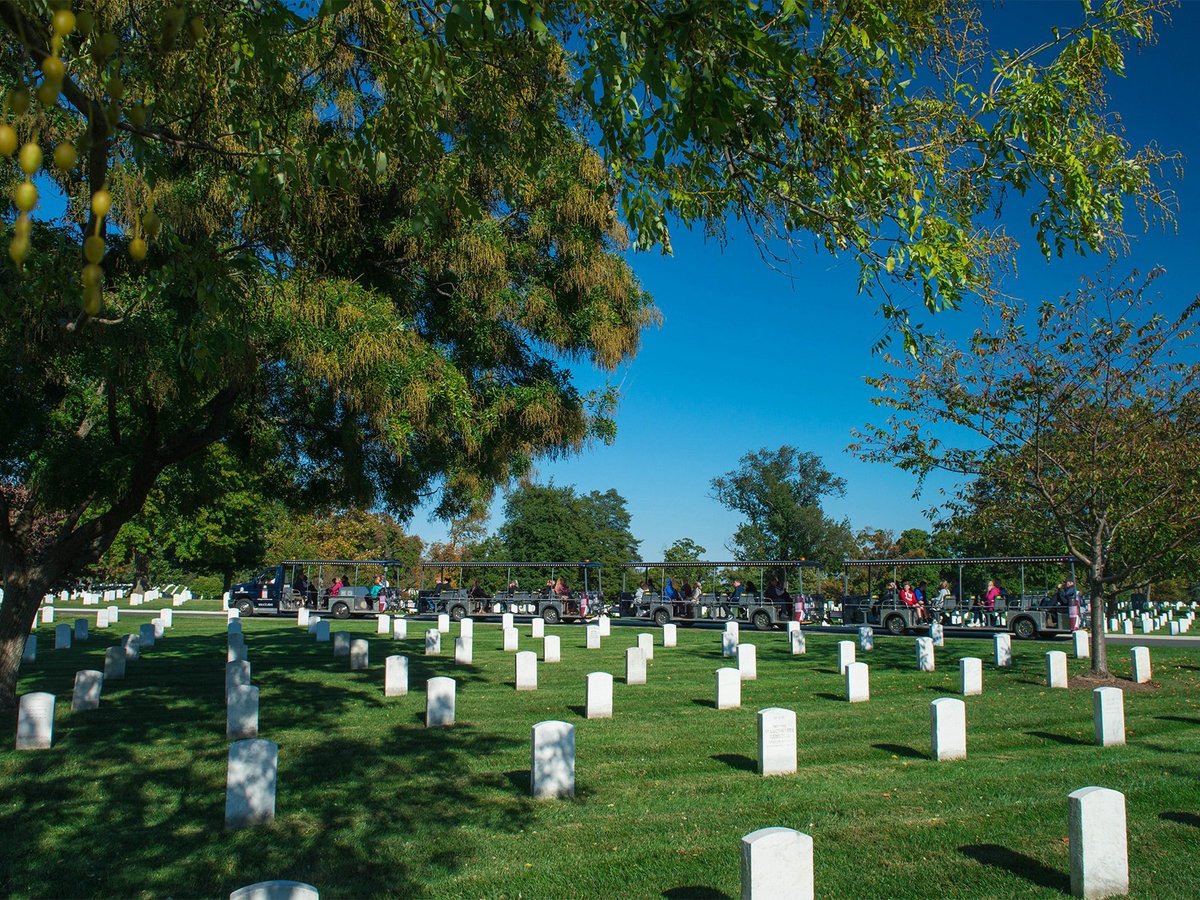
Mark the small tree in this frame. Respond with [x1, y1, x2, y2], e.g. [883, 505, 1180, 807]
[853, 270, 1200, 676]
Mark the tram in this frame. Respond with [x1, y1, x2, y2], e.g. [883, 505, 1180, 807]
[618, 560, 825, 630]
[416, 560, 603, 624]
[840, 555, 1083, 638]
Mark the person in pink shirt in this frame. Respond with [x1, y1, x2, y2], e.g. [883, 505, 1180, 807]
[985, 579, 1001, 627]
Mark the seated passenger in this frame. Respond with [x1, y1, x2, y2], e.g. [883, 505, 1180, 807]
[729, 579, 745, 603]
[634, 580, 648, 603]
[554, 577, 570, 598]
[663, 577, 679, 601]
[468, 579, 488, 599]
[506, 580, 519, 596]
[330, 575, 345, 597]
[744, 580, 758, 596]
[675, 580, 692, 616]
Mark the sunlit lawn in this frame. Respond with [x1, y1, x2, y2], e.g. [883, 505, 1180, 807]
[2, 613, 1197, 898]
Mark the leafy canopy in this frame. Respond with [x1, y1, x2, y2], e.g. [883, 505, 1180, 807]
[853, 269, 1200, 674]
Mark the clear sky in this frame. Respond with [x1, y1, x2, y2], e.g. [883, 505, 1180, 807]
[414, 2, 1200, 558]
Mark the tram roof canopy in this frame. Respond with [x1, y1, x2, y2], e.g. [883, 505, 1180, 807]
[417, 560, 601, 569]
[841, 556, 1072, 567]
[622, 560, 822, 569]
[282, 559, 406, 567]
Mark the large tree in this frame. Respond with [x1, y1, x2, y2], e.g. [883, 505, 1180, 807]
[853, 269, 1200, 677]
[0, 1, 654, 710]
[711, 446, 855, 568]
[0, 0, 1178, 710]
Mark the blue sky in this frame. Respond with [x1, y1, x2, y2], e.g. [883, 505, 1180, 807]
[412, 1, 1200, 558]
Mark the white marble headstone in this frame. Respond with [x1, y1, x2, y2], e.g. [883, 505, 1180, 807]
[1045, 650, 1068, 689]
[71, 670, 103, 712]
[740, 827, 814, 900]
[738, 643, 757, 680]
[637, 632, 654, 661]
[598, 615, 611, 637]
[229, 880, 320, 900]
[425, 629, 442, 655]
[224, 738, 278, 829]
[460, 618, 474, 639]
[543, 634, 561, 663]
[227, 684, 260, 739]
[22, 635, 36, 663]
[1073, 631, 1090, 658]
[1130, 646, 1151, 684]
[437, 613, 450, 633]
[332, 631, 350, 657]
[845, 661, 869, 703]
[1069, 786, 1128, 899]
[502, 627, 518, 652]
[54, 623, 71, 650]
[515, 650, 538, 691]
[531, 617, 545, 639]
[350, 638, 369, 670]
[790, 629, 806, 655]
[916, 637, 935, 672]
[455, 636, 473, 665]
[74, 618, 89, 642]
[426, 676, 456, 726]
[716, 666, 741, 709]
[315, 621, 330, 642]
[930, 697, 967, 761]
[1093, 687, 1125, 747]
[121, 633, 140, 661]
[662, 623, 677, 647]
[16, 692, 55, 750]
[959, 657, 982, 696]
[586, 671, 613, 719]
[392, 617, 406, 640]
[625, 647, 647, 685]
[993, 633, 1012, 667]
[837, 640, 855, 675]
[104, 646, 125, 679]
[757, 707, 797, 776]
[385, 655, 408, 697]
[376, 614, 391, 635]
[858, 626, 874, 651]
[586, 625, 601, 649]
[722, 631, 738, 658]
[531, 720, 575, 799]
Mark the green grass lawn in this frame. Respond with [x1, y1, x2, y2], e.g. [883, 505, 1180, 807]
[2, 616, 1197, 898]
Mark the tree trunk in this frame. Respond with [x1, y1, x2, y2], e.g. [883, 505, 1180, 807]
[222, 568, 234, 596]
[1090, 581, 1109, 677]
[0, 566, 51, 716]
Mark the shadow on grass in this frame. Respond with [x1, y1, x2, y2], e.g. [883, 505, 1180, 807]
[3, 626, 531, 898]
[1159, 811, 1200, 828]
[1154, 714, 1200, 725]
[662, 887, 732, 899]
[959, 844, 1069, 893]
[813, 692, 843, 702]
[872, 742, 925, 759]
[1025, 730, 1091, 746]
[691, 698, 716, 709]
[710, 753, 756, 773]
[567, 705, 587, 717]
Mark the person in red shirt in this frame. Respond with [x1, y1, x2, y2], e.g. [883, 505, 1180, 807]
[899, 581, 925, 622]
[984, 579, 1001, 627]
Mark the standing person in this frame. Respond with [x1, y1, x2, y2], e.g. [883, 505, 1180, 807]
[985, 579, 1001, 627]
[1059, 578, 1080, 630]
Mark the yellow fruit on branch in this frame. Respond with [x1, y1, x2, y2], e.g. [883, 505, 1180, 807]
[84, 235, 106, 263]
[82, 284, 102, 315]
[53, 142, 77, 170]
[52, 9, 76, 36]
[14, 181, 38, 213]
[18, 142, 42, 175]
[142, 210, 162, 238]
[9, 87, 31, 115]
[129, 237, 148, 261]
[9, 233, 31, 264]
[90, 188, 112, 218]
[0, 125, 16, 157]
[42, 56, 65, 82]
[82, 263, 104, 289]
